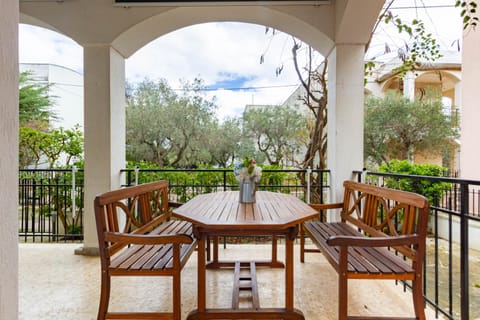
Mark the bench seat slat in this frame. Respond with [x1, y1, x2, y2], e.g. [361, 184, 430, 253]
[110, 221, 194, 271]
[304, 221, 415, 276]
[134, 244, 171, 270]
[361, 246, 413, 274]
[142, 221, 194, 270]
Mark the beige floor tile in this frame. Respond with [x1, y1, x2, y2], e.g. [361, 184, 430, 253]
[19, 243, 437, 320]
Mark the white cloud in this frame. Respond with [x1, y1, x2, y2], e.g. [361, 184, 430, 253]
[19, 1, 462, 121]
[125, 22, 316, 120]
[20, 22, 312, 120]
[19, 24, 83, 73]
[125, 23, 310, 86]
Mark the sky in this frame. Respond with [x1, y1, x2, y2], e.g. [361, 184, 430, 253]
[18, 0, 462, 121]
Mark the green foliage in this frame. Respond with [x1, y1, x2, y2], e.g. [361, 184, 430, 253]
[379, 159, 451, 203]
[19, 127, 45, 167]
[366, 8, 442, 81]
[385, 16, 442, 75]
[364, 60, 377, 85]
[258, 165, 292, 193]
[19, 71, 55, 128]
[456, 0, 479, 30]
[126, 161, 229, 202]
[19, 125, 84, 168]
[40, 126, 84, 168]
[126, 161, 164, 185]
[126, 78, 311, 169]
[364, 91, 458, 166]
[125, 162, 298, 200]
[206, 118, 242, 167]
[241, 157, 256, 174]
[126, 78, 218, 168]
[242, 105, 308, 166]
[18, 71, 82, 168]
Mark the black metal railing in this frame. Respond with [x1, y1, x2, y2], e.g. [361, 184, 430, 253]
[19, 168, 85, 243]
[18, 167, 329, 242]
[354, 170, 480, 320]
[121, 167, 329, 203]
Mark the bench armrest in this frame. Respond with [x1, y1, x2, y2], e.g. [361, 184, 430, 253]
[309, 202, 343, 211]
[104, 231, 195, 245]
[326, 234, 421, 247]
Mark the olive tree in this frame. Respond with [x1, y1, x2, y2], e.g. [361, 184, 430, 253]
[242, 104, 308, 166]
[364, 91, 458, 166]
[207, 118, 243, 167]
[126, 78, 218, 167]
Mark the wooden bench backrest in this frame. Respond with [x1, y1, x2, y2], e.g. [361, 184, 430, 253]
[341, 180, 430, 259]
[94, 180, 170, 256]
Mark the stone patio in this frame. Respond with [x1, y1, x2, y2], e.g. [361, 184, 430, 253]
[19, 243, 437, 320]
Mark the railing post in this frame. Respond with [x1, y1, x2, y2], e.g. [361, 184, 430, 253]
[361, 168, 367, 183]
[223, 170, 227, 191]
[306, 167, 311, 204]
[319, 170, 324, 204]
[134, 165, 140, 186]
[460, 182, 469, 320]
[71, 165, 77, 219]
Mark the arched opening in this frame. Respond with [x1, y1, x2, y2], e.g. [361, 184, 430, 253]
[125, 21, 325, 120]
[112, 6, 334, 59]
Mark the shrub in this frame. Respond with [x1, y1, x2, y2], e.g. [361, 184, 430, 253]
[379, 159, 451, 204]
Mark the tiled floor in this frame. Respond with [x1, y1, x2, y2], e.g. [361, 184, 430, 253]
[19, 243, 437, 320]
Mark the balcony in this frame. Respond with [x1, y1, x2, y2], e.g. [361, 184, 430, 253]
[19, 243, 439, 320]
[18, 168, 480, 319]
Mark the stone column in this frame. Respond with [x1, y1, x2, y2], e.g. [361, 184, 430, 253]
[0, 1, 19, 319]
[75, 45, 126, 255]
[327, 44, 365, 219]
[403, 71, 416, 101]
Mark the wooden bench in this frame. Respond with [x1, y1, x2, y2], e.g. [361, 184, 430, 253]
[94, 180, 197, 320]
[300, 180, 430, 320]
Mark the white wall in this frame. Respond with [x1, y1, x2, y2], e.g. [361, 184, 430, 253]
[461, 29, 480, 180]
[20, 63, 84, 130]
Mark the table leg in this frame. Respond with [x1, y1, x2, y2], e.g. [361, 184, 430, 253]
[272, 235, 278, 264]
[213, 236, 219, 263]
[285, 233, 294, 311]
[197, 235, 206, 312]
[188, 230, 304, 320]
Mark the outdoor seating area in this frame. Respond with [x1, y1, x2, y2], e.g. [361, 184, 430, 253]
[19, 243, 438, 320]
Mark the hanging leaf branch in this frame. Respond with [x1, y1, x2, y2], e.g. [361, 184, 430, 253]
[456, 0, 479, 30]
[380, 11, 442, 76]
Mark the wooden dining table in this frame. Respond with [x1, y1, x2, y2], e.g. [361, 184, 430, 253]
[172, 190, 318, 320]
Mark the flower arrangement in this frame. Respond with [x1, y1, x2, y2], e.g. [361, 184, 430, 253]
[234, 157, 262, 183]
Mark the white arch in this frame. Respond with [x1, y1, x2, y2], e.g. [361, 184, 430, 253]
[20, 13, 59, 33]
[112, 6, 334, 58]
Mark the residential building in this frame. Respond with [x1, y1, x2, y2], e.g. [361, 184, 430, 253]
[20, 63, 84, 131]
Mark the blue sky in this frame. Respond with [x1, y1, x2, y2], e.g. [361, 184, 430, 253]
[207, 73, 256, 91]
